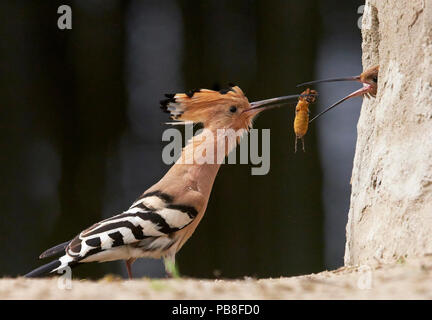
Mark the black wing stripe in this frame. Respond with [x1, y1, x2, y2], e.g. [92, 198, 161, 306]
[133, 202, 151, 210]
[135, 211, 180, 234]
[82, 220, 145, 239]
[108, 231, 125, 247]
[99, 202, 149, 222]
[85, 237, 101, 247]
[83, 209, 188, 238]
[166, 204, 198, 218]
[135, 190, 174, 204]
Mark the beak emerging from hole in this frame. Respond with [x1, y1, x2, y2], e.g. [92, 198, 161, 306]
[309, 84, 372, 123]
[297, 76, 361, 87]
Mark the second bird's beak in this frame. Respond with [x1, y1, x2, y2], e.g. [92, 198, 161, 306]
[308, 84, 372, 123]
[296, 76, 361, 87]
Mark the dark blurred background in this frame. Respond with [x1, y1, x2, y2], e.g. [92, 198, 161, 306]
[0, 0, 364, 279]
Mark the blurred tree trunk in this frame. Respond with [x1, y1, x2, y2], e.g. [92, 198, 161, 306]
[345, 0, 432, 265]
[178, 0, 324, 278]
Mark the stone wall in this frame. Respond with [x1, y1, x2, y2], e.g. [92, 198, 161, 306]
[345, 0, 432, 265]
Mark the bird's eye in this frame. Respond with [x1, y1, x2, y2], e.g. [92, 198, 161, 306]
[372, 76, 378, 83]
[229, 106, 237, 113]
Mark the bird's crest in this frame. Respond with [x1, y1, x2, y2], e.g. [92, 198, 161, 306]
[160, 84, 249, 126]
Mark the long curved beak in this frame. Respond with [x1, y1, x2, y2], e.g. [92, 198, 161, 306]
[246, 93, 317, 113]
[309, 84, 371, 123]
[297, 76, 360, 87]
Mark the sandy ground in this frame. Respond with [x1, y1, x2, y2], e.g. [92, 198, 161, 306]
[2, 255, 432, 299]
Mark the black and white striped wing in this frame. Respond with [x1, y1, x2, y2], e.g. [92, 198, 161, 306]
[65, 191, 198, 262]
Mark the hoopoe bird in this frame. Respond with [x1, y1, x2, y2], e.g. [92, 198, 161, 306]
[297, 65, 379, 122]
[25, 84, 311, 279]
[293, 88, 317, 153]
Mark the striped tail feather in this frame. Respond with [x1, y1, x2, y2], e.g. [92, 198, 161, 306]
[39, 241, 70, 259]
[25, 260, 61, 278]
[25, 255, 76, 278]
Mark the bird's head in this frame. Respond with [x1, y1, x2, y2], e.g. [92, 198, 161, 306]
[359, 65, 379, 97]
[160, 84, 306, 131]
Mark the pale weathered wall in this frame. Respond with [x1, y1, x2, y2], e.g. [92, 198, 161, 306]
[345, 0, 432, 265]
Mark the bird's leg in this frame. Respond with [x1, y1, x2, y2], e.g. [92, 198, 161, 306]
[125, 258, 136, 279]
[294, 137, 298, 153]
[163, 255, 180, 278]
[301, 137, 305, 152]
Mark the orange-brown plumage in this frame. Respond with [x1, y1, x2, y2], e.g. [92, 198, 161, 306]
[161, 85, 259, 132]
